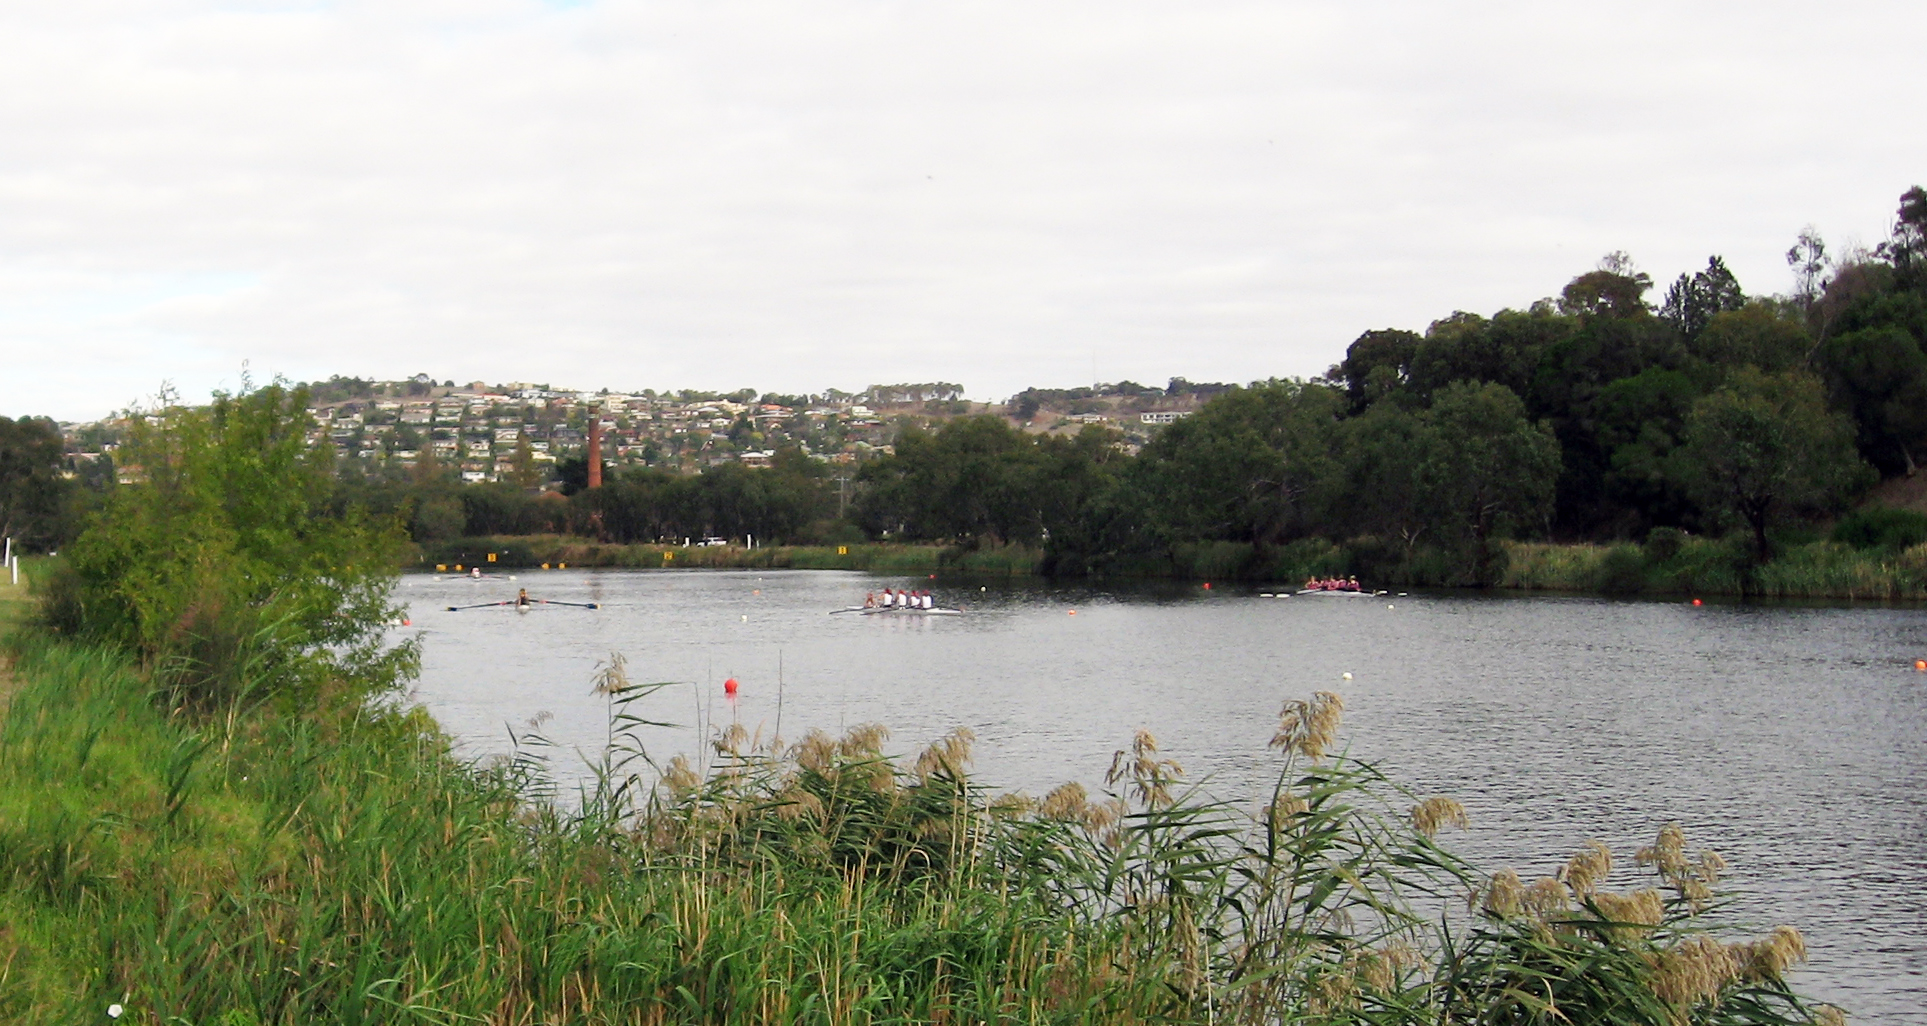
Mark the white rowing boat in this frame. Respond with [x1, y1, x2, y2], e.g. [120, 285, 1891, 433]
[860, 605, 965, 616]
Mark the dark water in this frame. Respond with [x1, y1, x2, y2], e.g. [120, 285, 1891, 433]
[402, 569, 1927, 1021]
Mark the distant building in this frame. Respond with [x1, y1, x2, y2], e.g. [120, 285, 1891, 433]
[1140, 411, 1194, 425]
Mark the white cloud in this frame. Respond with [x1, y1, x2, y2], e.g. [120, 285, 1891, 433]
[2, 0, 1922, 420]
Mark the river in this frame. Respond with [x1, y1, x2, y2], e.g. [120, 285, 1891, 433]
[402, 568, 1927, 1021]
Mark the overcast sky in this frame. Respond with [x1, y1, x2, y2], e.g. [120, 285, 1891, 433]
[2, 1, 1921, 421]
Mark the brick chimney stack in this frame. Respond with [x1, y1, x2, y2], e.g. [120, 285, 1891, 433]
[586, 416, 603, 489]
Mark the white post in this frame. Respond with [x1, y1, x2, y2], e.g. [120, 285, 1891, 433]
[3, 537, 10, 567]
[10, 556, 16, 586]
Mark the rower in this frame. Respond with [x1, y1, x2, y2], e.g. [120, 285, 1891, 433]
[864, 592, 877, 608]
[516, 588, 533, 608]
[470, 567, 482, 580]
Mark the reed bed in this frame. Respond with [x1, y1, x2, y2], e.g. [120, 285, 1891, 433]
[0, 634, 1842, 1025]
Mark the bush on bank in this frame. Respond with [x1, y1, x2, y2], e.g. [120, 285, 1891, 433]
[38, 383, 415, 709]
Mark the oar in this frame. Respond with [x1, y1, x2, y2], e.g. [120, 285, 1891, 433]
[536, 599, 600, 609]
[446, 600, 515, 611]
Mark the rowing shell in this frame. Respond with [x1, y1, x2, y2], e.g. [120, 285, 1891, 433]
[860, 606, 965, 616]
[1293, 589, 1386, 597]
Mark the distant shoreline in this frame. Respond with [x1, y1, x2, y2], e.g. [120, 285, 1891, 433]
[412, 533, 1927, 601]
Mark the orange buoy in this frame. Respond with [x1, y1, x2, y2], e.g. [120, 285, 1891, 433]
[1915, 659, 1925, 672]
[1692, 598, 1702, 606]
[401, 618, 411, 627]
[1067, 609, 1077, 616]
[1202, 582, 1211, 590]
[724, 677, 739, 696]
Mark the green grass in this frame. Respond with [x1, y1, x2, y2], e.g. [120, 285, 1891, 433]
[1500, 538, 1927, 600]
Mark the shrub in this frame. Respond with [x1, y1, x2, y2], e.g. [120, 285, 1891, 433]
[44, 382, 415, 709]
[1644, 525, 1686, 563]
[1594, 543, 1649, 595]
[1831, 506, 1927, 550]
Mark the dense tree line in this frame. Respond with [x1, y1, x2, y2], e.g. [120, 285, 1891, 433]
[320, 446, 840, 547]
[856, 187, 1926, 581]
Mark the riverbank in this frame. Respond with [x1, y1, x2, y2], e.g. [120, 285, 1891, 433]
[416, 532, 1927, 601]
[1500, 536, 1927, 601]
[417, 535, 1046, 576]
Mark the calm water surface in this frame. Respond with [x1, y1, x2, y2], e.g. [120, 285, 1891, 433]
[402, 569, 1927, 1022]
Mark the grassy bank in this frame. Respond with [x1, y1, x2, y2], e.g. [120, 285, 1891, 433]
[1501, 537, 1927, 600]
[0, 624, 1840, 1024]
[417, 535, 1045, 577]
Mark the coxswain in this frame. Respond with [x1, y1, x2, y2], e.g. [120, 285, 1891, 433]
[1346, 576, 1361, 592]
[470, 567, 482, 580]
[864, 592, 876, 608]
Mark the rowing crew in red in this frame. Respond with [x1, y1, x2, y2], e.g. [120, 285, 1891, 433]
[1302, 576, 1363, 592]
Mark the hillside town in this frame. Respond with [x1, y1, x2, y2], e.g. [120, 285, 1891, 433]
[57, 375, 1220, 485]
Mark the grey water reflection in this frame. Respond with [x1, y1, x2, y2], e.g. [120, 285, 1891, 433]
[402, 568, 1927, 1021]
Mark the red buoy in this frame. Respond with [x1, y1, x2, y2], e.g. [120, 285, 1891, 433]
[1203, 582, 1211, 590]
[1692, 598, 1702, 606]
[724, 677, 739, 696]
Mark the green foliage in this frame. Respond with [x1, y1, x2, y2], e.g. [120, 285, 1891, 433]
[579, 449, 834, 544]
[1675, 370, 1873, 565]
[1660, 255, 1747, 341]
[1818, 324, 1927, 475]
[1419, 381, 1563, 581]
[1645, 526, 1686, 563]
[44, 382, 415, 707]
[1593, 543, 1649, 595]
[0, 416, 74, 550]
[1831, 506, 1927, 550]
[1124, 380, 1345, 550]
[857, 418, 1122, 546]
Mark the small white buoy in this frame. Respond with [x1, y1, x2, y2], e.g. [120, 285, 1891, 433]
[1387, 604, 1395, 610]
[1342, 672, 1353, 680]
